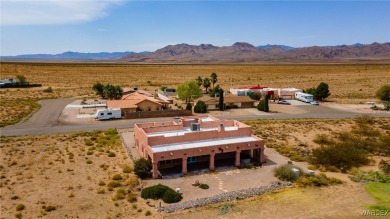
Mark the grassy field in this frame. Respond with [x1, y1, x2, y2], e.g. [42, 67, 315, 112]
[1, 62, 389, 126]
[365, 183, 390, 211]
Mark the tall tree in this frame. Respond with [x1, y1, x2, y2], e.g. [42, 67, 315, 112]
[177, 81, 203, 103]
[316, 82, 331, 101]
[195, 76, 203, 87]
[376, 84, 390, 110]
[210, 72, 218, 89]
[218, 88, 224, 111]
[92, 82, 104, 97]
[203, 78, 211, 92]
[376, 84, 390, 101]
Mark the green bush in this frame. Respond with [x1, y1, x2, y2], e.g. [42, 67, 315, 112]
[112, 174, 123, 181]
[296, 173, 342, 187]
[311, 144, 369, 172]
[379, 160, 390, 175]
[349, 169, 390, 183]
[194, 101, 207, 113]
[108, 151, 116, 157]
[141, 184, 182, 203]
[43, 86, 53, 93]
[141, 184, 169, 199]
[274, 164, 300, 182]
[123, 165, 133, 173]
[198, 183, 209, 189]
[107, 181, 122, 191]
[44, 205, 56, 212]
[313, 134, 334, 145]
[134, 158, 152, 179]
[16, 204, 25, 211]
[114, 188, 127, 200]
[162, 189, 183, 203]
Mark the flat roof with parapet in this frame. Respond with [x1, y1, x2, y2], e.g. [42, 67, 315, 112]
[146, 126, 238, 137]
[151, 136, 260, 153]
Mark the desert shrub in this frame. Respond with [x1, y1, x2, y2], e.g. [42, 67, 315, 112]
[198, 183, 209, 189]
[134, 158, 152, 179]
[107, 181, 122, 191]
[127, 193, 138, 203]
[141, 184, 169, 199]
[108, 151, 116, 157]
[97, 188, 105, 194]
[379, 160, 390, 175]
[194, 101, 207, 113]
[112, 174, 123, 181]
[162, 189, 183, 203]
[313, 134, 334, 145]
[350, 169, 390, 183]
[86, 160, 92, 164]
[311, 144, 369, 172]
[43, 86, 53, 93]
[274, 165, 299, 182]
[296, 173, 342, 187]
[141, 184, 182, 203]
[114, 188, 127, 200]
[123, 165, 133, 173]
[376, 84, 390, 101]
[44, 205, 56, 212]
[145, 210, 151, 216]
[84, 138, 94, 146]
[290, 154, 306, 162]
[16, 204, 25, 211]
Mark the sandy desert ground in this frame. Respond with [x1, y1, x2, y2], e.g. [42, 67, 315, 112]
[1, 117, 389, 218]
[1, 62, 389, 126]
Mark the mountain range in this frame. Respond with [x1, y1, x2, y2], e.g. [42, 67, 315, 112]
[1, 51, 134, 60]
[122, 42, 390, 63]
[2, 42, 389, 63]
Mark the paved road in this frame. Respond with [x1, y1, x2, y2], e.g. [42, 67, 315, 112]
[1, 99, 389, 137]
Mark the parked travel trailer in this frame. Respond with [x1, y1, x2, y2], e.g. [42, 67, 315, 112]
[295, 92, 314, 103]
[95, 108, 121, 120]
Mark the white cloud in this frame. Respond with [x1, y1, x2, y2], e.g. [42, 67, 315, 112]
[0, 0, 125, 26]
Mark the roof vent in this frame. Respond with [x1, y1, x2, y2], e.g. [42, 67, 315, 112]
[190, 123, 200, 131]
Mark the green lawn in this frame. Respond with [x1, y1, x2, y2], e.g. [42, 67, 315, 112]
[365, 182, 390, 211]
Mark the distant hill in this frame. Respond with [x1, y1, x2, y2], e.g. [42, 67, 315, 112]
[257, 44, 294, 50]
[1, 51, 134, 60]
[122, 42, 390, 63]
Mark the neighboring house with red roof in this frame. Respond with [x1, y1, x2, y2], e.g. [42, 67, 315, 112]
[106, 91, 169, 116]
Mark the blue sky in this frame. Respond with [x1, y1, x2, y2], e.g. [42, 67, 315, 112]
[1, 0, 389, 55]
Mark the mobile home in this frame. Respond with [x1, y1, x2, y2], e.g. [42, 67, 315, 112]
[95, 108, 121, 120]
[295, 92, 313, 103]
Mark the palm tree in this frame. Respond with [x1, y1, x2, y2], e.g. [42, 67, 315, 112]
[210, 72, 218, 89]
[203, 78, 211, 92]
[195, 76, 203, 87]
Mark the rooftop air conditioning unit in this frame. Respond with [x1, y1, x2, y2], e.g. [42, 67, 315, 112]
[191, 123, 200, 131]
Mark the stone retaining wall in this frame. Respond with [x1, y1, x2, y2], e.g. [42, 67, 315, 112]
[160, 181, 291, 213]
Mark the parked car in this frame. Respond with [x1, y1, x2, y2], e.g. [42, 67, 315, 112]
[310, 101, 320, 105]
[278, 100, 291, 105]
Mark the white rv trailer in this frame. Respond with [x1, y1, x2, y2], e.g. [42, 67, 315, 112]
[295, 92, 313, 103]
[95, 108, 121, 120]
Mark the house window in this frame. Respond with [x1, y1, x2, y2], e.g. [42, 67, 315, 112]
[147, 106, 151, 111]
[156, 107, 160, 111]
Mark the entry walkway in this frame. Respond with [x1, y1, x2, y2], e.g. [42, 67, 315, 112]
[119, 130, 141, 161]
